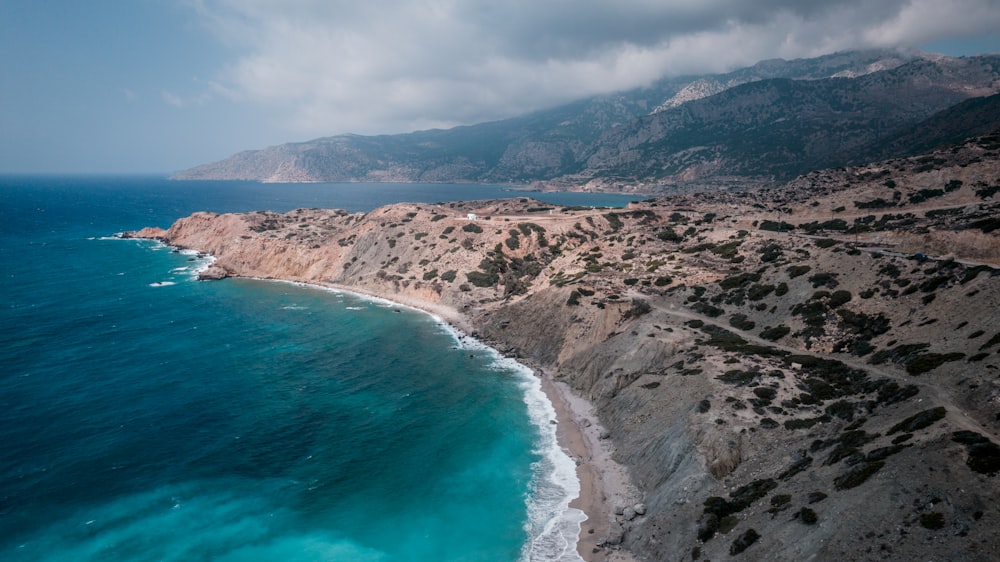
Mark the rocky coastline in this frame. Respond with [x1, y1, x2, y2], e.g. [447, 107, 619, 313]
[127, 137, 1000, 561]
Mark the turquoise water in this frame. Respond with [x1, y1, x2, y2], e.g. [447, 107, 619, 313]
[0, 176, 617, 561]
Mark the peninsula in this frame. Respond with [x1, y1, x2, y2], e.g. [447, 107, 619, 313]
[129, 135, 1000, 561]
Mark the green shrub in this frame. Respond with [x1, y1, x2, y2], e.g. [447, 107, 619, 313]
[654, 276, 673, 286]
[440, 270, 457, 282]
[760, 325, 791, 341]
[808, 272, 839, 288]
[920, 512, 945, 530]
[906, 353, 965, 375]
[787, 265, 812, 278]
[422, 269, 438, 280]
[798, 507, 818, 524]
[775, 282, 789, 296]
[462, 223, 483, 233]
[729, 314, 756, 331]
[466, 270, 497, 287]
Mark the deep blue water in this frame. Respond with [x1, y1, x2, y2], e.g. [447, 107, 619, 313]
[0, 176, 629, 561]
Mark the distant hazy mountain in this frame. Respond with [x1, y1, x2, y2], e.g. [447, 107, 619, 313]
[173, 50, 1000, 190]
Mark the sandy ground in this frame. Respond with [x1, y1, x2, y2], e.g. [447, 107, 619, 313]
[540, 372, 640, 562]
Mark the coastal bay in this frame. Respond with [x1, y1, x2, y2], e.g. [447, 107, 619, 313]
[122, 137, 1000, 560]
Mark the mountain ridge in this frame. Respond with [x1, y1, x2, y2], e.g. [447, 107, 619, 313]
[174, 50, 1000, 189]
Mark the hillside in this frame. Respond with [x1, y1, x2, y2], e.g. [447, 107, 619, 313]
[136, 134, 1000, 561]
[174, 50, 1000, 190]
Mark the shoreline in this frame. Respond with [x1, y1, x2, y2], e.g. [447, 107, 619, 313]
[538, 370, 640, 562]
[236, 276, 636, 561]
[318, 280, 638, 561]
[122, 233, 640, 561]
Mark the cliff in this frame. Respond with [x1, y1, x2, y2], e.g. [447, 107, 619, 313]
[135, 135, 1000, 561]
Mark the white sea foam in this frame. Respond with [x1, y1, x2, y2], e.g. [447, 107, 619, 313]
[438, 324, 585, 562]
[149, 281, 176, 287]
[228, 280, 586, 560]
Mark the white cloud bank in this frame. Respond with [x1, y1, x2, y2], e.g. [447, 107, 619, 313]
[182, 0, 1000, 136]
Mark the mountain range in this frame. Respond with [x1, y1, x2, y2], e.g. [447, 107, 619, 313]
[173, 49, 1000, 191]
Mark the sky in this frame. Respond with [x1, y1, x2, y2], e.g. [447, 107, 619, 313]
[1, 0, 999, 174]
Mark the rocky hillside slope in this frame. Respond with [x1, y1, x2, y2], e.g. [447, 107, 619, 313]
[136, 134, 1000, 560]
[173, 50, 1000, 191]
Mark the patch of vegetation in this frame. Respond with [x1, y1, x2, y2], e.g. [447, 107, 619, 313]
[760, 220, 795, 232]
[920, 512, 945, 530]
[718, 369, 759, 386]
[760, 325, 791, 341]
[440, 270, 457, 282]
[719, 272, 762, 290]
[908, 188, 946, 204]
[854, 198, 896, 209]
[654, 275, 673, 287]
[422, 269, 438, 280]
[808, 272, 839, 289]
[623, 298, 653, 319]
[952, 431, 1000, 475]
[730, 529, 760, 555]
[778, 456, 812, 480]
[699, 324, 788, 358]
[975, 184, 1000, 198]
[833, 461, 885, 490]
[784, 416, 829, 430]
[807, 492, 828, 504]
[566, 290, 582, 306]
[801, 219, 848, 234]
[871, 343, 930, 366]
[466, 270, 497, 287]
[980, 332, 1000, 350]
[969, 217, 1000, 233]
[657, 226, 682, 242]
[798, 507, 818, 525]
[691, 301, 724, 317]
[787, 265, 812, 278]
[462, 223, 483, 233]
[603, 213, 624, 232]
[711, 240, 743, 260]
[746, 283, 775, 301]
[814, 238, 839, 248]
[760, 244, 784, 263]
[906, 353, 966, 375]
[729, 314, 756, 331]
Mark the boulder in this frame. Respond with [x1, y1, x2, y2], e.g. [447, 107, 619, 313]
[198, 265, 229, 280]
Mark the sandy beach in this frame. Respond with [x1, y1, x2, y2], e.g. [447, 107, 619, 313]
[539, 371, 639, 562]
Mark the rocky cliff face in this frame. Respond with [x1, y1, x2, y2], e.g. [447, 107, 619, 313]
[140, 136, 1000, 561]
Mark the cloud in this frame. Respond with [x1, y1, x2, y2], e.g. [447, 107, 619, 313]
[184, 0, 1000, 137]
[161, 89, 213, 108]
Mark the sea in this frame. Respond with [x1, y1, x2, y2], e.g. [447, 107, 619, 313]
[0, 176, 638, 562]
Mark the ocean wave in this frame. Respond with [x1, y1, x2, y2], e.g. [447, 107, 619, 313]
[149, 281, 176, 287]
[440, 327, 584, 562]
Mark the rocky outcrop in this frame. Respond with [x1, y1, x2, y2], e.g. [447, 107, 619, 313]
[135, 137, 1000, 561]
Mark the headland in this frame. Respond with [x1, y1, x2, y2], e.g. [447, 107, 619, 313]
[126, 136, 1000, 561]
